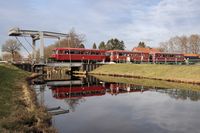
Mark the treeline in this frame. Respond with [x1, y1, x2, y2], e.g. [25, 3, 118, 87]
[92, 38, 125, 50]
[159, 34, 200, 54]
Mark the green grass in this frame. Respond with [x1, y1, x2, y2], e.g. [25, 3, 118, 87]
[0, 64, 56, 132]
[0, 64, 30, 131]
[0, 64, 29, 118]
[91, 64, 200, 83]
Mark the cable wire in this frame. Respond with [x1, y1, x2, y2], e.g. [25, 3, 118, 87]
[23, 36, 34, 49]
[15, 37, 31, 56]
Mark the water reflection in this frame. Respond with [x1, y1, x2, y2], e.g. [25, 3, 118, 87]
[33, 75, 200, 133]
[52, 85, 105, 99]
[154, 88, 200, 101]
[64, 98, 85, 112]
[50, 79, 200, 103]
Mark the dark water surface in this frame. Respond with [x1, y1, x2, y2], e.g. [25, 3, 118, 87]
[33, 76, 200, 133]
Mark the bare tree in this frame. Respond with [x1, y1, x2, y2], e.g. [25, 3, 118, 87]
[2, 52, 22, 62]
[160, 38, 181, 53]
[159, 34, 200, 54]
[2, 39, 21, 61]
[2, 53, 12, 61]
[54, 28, 85, 48]
[44, 28, 85, 58]
[159, 42, 169, 52]
[64, 98, 85, 112]
[179, 36, 188, 53]
[188, 34, 200, 54]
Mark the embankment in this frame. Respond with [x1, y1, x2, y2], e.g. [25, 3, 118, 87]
[0, 64, 56, 132]
[90, 64, 200, 84]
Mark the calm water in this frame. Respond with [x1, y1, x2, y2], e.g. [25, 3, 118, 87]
[33, 76, 200, 133]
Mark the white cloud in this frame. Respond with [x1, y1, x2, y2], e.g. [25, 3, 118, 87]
[122, 0, 200, 48]
[0, 0, 200, 56]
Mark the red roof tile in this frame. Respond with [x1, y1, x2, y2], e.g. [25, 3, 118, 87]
[132, 47, 161, 53]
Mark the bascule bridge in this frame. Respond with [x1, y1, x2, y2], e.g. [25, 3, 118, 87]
[9, 27, 68, 64]
[8, 28, 101, 73]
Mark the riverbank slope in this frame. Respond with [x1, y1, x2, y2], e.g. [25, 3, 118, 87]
[0, 64, 56, 132]
[90, 64, 200, 84]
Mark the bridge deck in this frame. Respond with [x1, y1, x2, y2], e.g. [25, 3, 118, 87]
[47, 62, 82, 67]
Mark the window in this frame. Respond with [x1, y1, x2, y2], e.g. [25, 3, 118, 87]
[105, 52, 111, 56]
[91, 51, 96, 55]
[74, 50, 80, 54]
[52, 50, 56, 54]
[64, 50, 69, 54]
[58, 50, 64, 54]
[119, 53, 123, 56]
[80, 51, 84, 54]
[70, 51, 74, 54]
[69, 50, 80, 54]
[84, 51, 90, 55]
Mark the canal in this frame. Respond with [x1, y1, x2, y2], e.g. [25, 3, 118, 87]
[33, 74, 200, 133]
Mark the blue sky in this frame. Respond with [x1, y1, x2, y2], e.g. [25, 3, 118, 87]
[0, 0, 200, 57]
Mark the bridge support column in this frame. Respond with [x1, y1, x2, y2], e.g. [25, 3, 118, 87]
[39, 32, 45, 64]
[32, 39, 36, 64]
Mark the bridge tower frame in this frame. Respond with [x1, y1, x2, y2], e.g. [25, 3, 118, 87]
[8, 27, 68, 64]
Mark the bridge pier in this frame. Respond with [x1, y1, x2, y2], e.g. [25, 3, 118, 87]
[82, 63, 104, 72]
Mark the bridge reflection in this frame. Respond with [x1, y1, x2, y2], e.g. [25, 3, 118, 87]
[52, 85, 106, 99]
[50, 81, 149, 99]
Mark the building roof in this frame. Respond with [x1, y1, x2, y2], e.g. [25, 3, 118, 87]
[132, 47, 161, 53]
[183, 54, 200, 57]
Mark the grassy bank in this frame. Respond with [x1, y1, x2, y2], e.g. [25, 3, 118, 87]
[91, 64, 200, 84]
[0, 64, 56, 132]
